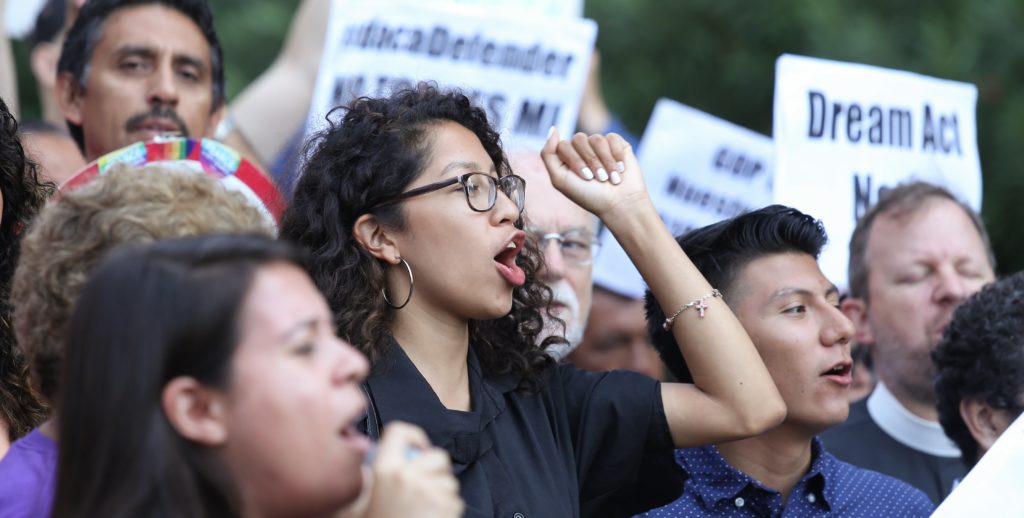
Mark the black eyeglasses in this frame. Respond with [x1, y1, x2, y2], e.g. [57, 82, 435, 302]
[372, 172, 526, 213]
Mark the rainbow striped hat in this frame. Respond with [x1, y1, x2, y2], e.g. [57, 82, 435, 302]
[61, 137, 287, 230]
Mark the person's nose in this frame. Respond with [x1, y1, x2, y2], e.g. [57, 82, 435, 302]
[538, 238, 567, 282]
[822, 304, 855, 348]
[331, 337, 370, 385]
[490, 186, 520, 227]
[933, 264, 969, 305]
[147, 62, 180, 107]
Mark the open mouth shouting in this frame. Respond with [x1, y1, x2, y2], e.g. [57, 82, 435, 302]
[821, 360, 853, 386]
[494, 231, 526, 287]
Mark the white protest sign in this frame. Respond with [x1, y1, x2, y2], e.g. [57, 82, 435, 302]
[773, 54, 981, 290]
[932, 413, 1024, 517]
[593, 99, 774, 299]
[4, 0, 46, 39]
[307, 0, 596, 151]
[445, 0, 583, 18]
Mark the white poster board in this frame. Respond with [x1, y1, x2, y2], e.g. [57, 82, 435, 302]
[307, 0, 596, 151]
[4, 0, 47, 39]
[445, 0, 583, 18]
[593, 99, 774, 299]
[773, 54, 981, 290]
[932, 413, 1024, 517]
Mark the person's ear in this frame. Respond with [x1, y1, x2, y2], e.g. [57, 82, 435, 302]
[353, 213, 401, 264]
[960, 399, 1004, 460]
[840, 297, 874, 345]
[55, 71, 85, 126]
[161, 376, 228, 446]
[30, 42, 61, 91]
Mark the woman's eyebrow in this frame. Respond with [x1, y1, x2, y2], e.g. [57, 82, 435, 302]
[279, 318, 317, 342]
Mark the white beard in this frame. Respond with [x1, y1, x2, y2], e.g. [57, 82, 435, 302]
[541, 280, 586, 361]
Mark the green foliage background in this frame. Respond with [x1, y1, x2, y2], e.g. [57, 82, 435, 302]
[13, 0, 1024, 274]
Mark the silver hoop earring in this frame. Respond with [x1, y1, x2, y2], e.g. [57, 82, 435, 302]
[382, 257, 414, 309]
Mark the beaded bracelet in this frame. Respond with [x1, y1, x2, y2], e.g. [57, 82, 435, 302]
[662, 289, 722, 331]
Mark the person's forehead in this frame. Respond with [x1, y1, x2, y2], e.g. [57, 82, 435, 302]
[734, 253, 833, 303]
[866, 198, 986, 265]
[512, 154, 594, 231]
[92, 4, 210, 62]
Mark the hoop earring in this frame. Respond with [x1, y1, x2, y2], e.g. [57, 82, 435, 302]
[382, 257, 414, 309]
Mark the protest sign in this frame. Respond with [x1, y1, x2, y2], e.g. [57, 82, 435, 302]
[446, 0, 583, 18]
[307, 0, 596, 151]
[773, 54, 981, 289]
[593, 99, 774, 299]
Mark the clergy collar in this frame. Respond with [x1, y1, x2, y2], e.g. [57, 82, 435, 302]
[866, 381, 961, 457]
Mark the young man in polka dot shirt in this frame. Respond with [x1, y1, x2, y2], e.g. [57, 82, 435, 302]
[639, 205, 934, 517]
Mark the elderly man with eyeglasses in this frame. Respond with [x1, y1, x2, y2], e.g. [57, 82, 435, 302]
[509, 148, 601, 362]
[511, 146, 662, 379]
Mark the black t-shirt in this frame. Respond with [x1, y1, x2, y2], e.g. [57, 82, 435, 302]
[360, 341, 684, 518]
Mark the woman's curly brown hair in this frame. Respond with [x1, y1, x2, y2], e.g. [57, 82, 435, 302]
[282, 83, 560, 391]
[0, 96, 53, 441]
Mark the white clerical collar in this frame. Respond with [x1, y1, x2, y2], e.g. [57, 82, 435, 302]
[866, 381, 961, 458]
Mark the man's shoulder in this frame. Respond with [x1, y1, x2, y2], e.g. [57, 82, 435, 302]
[822, 451, 936, 516]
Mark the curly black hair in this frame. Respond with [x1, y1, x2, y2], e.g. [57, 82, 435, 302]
[282, 83, 556, 391]
[933, 272, 1024, 467]
[0, 96, 53, 441]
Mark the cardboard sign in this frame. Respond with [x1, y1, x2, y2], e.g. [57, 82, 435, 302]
[307, 0, 596, 151]
[593, 99, 774, 299]
[773, 54, 981, 289]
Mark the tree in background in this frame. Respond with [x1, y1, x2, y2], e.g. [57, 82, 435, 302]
[587, 0, 1024, 275]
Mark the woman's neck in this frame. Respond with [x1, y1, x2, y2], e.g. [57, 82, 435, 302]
[390, 305, 472, 411]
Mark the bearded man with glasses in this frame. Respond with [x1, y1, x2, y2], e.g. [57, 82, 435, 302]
[509, 149, 601, 361]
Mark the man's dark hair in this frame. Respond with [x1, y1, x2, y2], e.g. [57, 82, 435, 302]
[56, 0, 225, 152]
[847, 181, 994, 300]
[933, 272, 1024, 468]
[645, 205, 827, 382]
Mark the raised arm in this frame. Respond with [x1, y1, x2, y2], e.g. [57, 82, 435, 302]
[0, 0, 19, 116]
[540, 130, 785, 447]
[226, 0, 330, 166]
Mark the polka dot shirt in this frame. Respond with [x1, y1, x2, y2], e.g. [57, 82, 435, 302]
[636, 438, 934, 517]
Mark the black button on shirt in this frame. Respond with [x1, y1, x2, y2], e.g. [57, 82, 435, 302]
[362, 341, 684, 518]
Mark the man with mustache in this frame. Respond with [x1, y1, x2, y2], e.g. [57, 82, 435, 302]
[54, 0, 224, 162]
[640, 205, 933, 516]
[820, 181, 996, 504]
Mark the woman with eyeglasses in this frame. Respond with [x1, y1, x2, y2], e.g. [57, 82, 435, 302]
[282, 83, 784, 517]
[51, 234, 463, 518]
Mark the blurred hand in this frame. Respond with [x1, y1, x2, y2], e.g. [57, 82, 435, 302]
[363, 422, 463, 518]
[540, 129, 652, 220]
